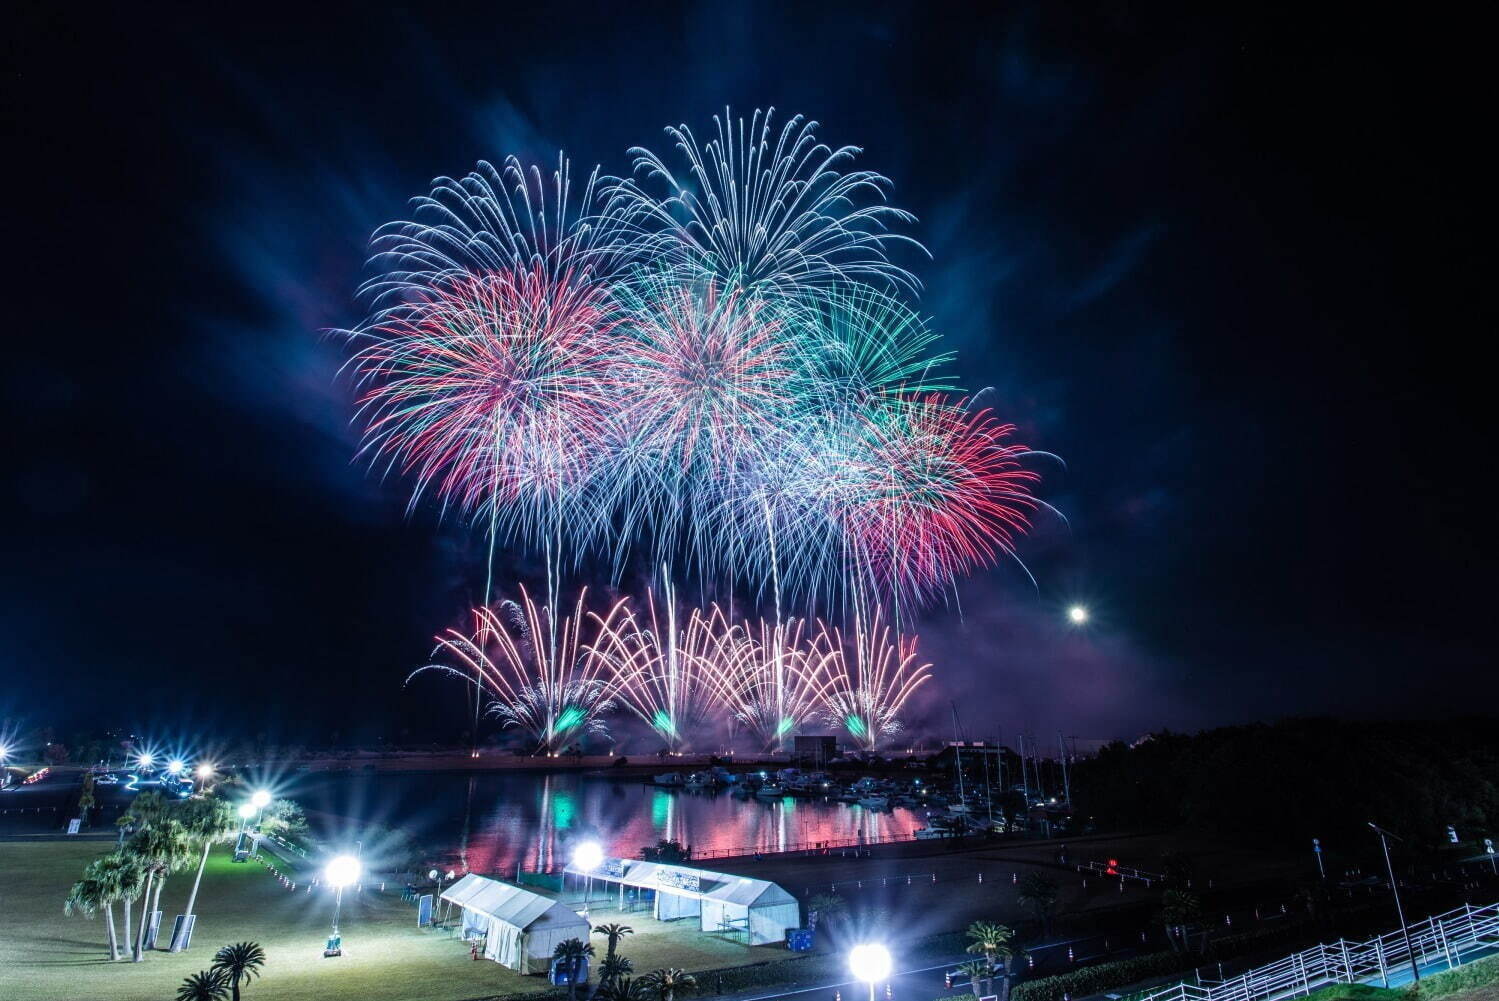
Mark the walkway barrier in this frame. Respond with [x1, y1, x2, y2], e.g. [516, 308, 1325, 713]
[1132, 900, 1499, 1001]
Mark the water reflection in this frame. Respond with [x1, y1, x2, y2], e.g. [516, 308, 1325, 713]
[290, 771, 923, 875]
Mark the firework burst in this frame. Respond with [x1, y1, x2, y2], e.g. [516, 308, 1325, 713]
[830, 394, 1043, 610]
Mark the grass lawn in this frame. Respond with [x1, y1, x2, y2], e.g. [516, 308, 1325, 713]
[0, 841, 780, 1001]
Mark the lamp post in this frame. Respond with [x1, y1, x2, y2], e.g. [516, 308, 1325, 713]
[849, 944, 892, 1001]
[1368, 822, 1419, 984]
[572, 841, 604, 919]
[323, 855, 362, 957]
[194, 763, 213, 794]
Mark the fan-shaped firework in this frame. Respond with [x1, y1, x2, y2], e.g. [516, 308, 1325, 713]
[413, 588, 624, 753]
[703, 616, 839, 751]
[818, 608, 933, 751]
[607, 107, 922, 300]
[589, 584, 725, 751]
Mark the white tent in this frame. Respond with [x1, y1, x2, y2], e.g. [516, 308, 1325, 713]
[565, 859, 799, 946]
[440, 874, 590, 973]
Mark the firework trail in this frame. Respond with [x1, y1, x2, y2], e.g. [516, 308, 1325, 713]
[817, 607, 933, 751]
[412, 587, 624, 753]
[607, 107, 923, 300]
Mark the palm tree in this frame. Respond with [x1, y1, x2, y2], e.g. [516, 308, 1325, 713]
[99, 851, 146, 960]
[127, 819, 193, 959]
[805, 892, 846, 930]
[604, 975, 647, 1001]
[639, 967, 697, 1001]
[171, 797, 235, 951]
[601, 954, 634, 984]
[1016, 874, 1059, 935]
[957, 960, 990, 998]
[553, 937, 595, 1001]
[594, 922, 634, 989]
[124, 789, 173, 829]
[176, 968, 231, 1001]
[1160, 889, 1201, 953]
[211, 941, 267, 1001]
[85, 856, 131, 961]
[965, 920, 1023, 1000]
[65, 875, 115, 961]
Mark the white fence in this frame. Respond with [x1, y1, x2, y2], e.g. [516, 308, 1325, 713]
[1133, 901, 1498, 1001]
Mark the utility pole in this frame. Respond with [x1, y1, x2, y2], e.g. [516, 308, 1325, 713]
[1369, 822, 1419, 984]
[1018, 734, 1030, 803]
[1058, 731, 1072, 806]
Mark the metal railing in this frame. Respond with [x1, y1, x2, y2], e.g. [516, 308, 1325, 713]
[685, 829, 921, 861]
[1077, 859, 1165, 885]
[1133, 901, 1499, 1001]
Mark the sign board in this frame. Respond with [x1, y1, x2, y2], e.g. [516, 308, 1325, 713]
[602, 857, 625, 878]
[66, 818, 81, 835]
[1448, 825, 1460, 844]
[1312, 838, 1321, 853]
[656, 868, 700, 893]
[417, 893, 434, 927]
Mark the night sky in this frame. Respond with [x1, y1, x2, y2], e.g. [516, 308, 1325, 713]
[5, 4, 1486, 746]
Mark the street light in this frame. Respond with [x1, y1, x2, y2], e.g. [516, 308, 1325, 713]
[1067, 605, 1090, 625]
[137, 751, 155, 770]
[572, 841, 604, 917]
[250, 788, 272, 827]
[849, 943, 892, 1001]
[195, 763, 213, 779]
[1369, 822, 1420, 984]
[167, 759, 185, 777]
[323, 855, 362, 958]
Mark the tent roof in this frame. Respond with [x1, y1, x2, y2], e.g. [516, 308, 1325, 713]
[563, 859, 795, 908]
[441, 874, 589, 932]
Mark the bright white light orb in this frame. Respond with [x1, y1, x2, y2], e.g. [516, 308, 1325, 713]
[238, 803, 256, 819]
[849, 943, 892, 983]
[1068, 605, 1090, 625]
[428, 869, 439, 881]
[250, 789, 272, 809]
[138, 752, 155, 766]
[324, 855, 362, 888]
[195, 763, 214, 779]
[167, 759, 185, 775]
[572, 841, 605, 873]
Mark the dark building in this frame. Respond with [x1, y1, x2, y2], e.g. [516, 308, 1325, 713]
[792, 735, 837, 765]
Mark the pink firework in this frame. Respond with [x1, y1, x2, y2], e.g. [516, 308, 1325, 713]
[835, 395, 1041, 606]
[351, 264, 620, 542]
